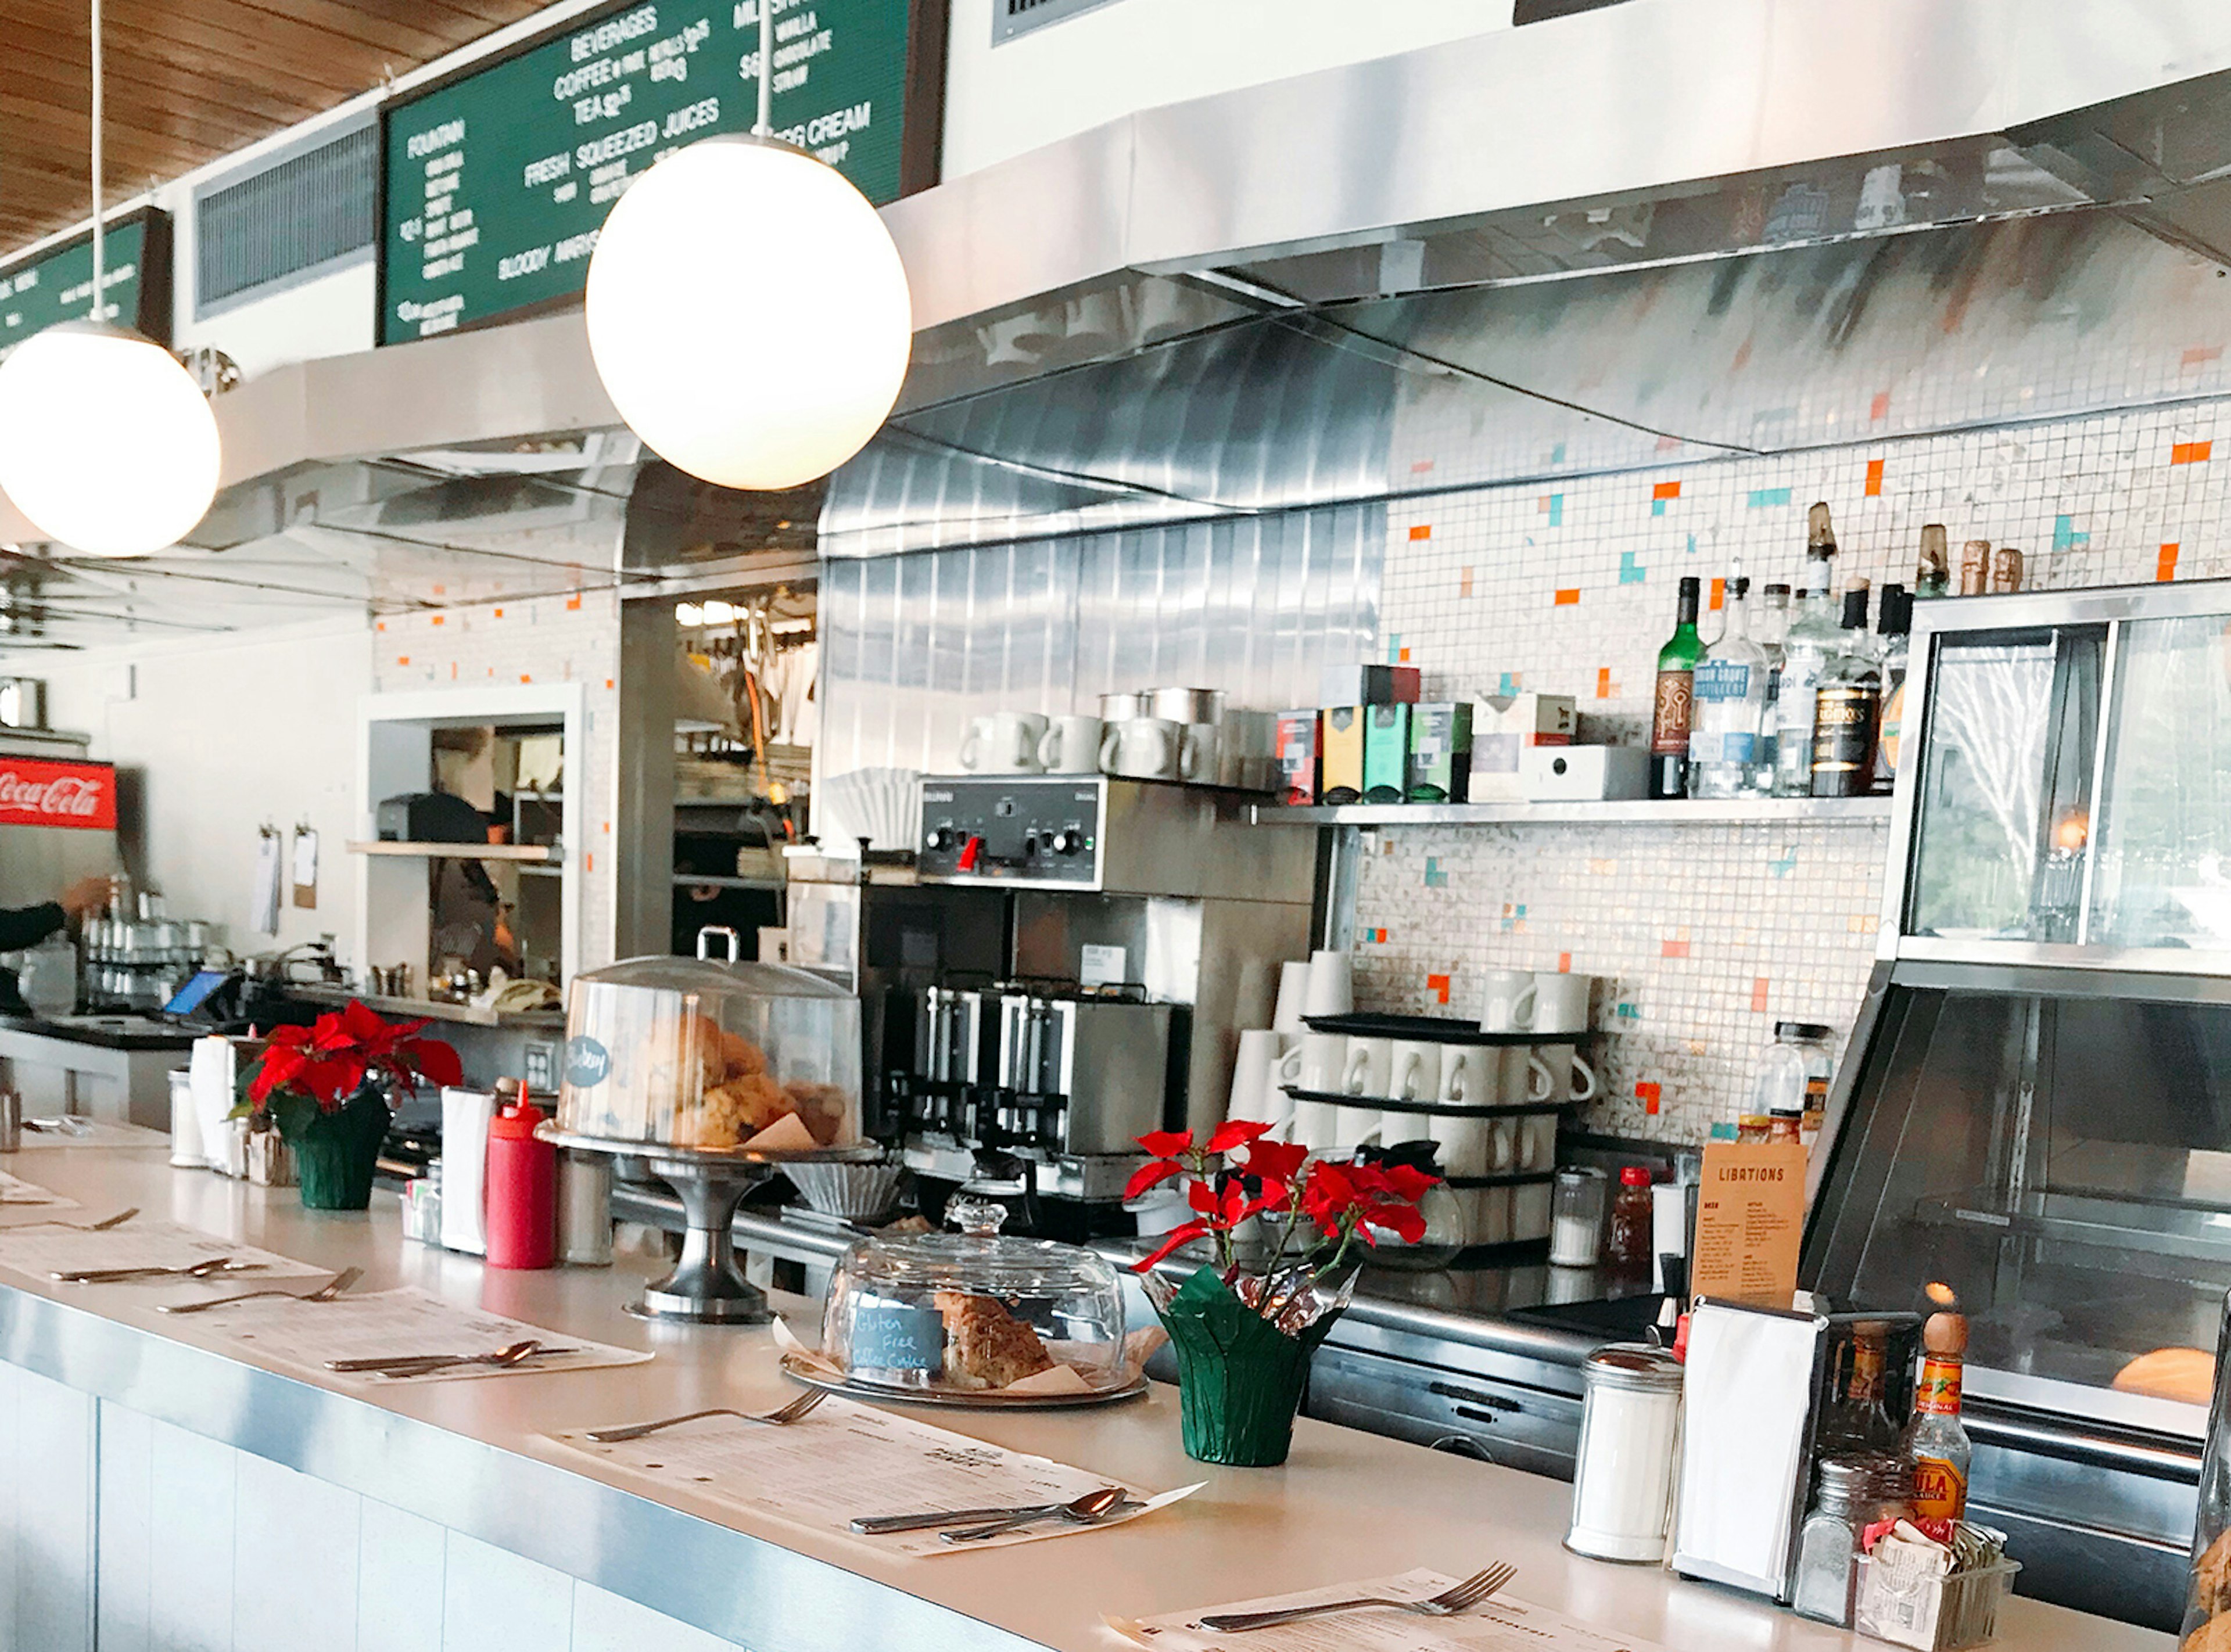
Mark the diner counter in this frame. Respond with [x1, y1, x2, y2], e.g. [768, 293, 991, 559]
[0, 1145, 2173, 1652]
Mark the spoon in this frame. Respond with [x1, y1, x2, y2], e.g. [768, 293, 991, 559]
[327, 1339, 578, 1377]
[159, 1266, 365, 1315]
[941, 1486, 1130, 1544]
[53, 1256, 261, 1283]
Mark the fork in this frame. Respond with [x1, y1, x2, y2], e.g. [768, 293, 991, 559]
[586, 1390, 826, 1442]
[157, 1266, 364, 1315]
[1, 1206, 138, 1233]
[1196, 1563, 1515, 1633]
[54, 1256, 261, 1284]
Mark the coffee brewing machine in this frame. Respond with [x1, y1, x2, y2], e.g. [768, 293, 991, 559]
[822, 775, 1314, 1220]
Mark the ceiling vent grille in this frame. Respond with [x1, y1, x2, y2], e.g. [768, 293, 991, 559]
[195, 124, 376, 315]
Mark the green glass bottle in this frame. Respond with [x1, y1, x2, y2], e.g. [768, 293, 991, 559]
[1648, 576, 1703, 799]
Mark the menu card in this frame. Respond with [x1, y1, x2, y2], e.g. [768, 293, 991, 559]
[10, 1118, 169, 1149]
[0, 1219, 325, 1284]
[0, 1169, 77, 1210]
[1110, 1572, 1670, 1651]
[181, 1287, 652, 1385]
[554, 1396, 1197, 1557]
[1689, 1141, 1806, 1306]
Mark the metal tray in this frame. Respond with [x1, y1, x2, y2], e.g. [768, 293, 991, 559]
[1301, 1012, 1590, 1045]
[779, 1353, 1149, 1410]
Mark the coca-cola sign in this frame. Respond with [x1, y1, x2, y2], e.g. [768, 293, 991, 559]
[0, 759, 116, 829]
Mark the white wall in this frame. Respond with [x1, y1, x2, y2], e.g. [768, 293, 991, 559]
[37, 619, 370, 961]
[940, 0, 1516, 177]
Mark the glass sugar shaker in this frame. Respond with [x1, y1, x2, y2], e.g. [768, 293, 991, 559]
[1792, 1456, 1877, 1626]
[1565, 1344, 1685, 1562]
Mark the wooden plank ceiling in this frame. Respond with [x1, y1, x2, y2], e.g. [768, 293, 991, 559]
[0, 0, 553, 254]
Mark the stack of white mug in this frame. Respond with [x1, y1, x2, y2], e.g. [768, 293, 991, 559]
[954, 690, 1276, 788]
[1220, 957, 1601, 1249]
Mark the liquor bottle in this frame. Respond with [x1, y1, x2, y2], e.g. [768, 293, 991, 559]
[1819, 1322, 1903, 1456]
[1689, 577, 1767, 798]
[1648, 577, 1703, 799]
[1873, 584, 1911, 791]
[1904, 1303, 1972, 1521]
[1915, 525, 1950, 598]
[1755, 583, 1791, 792]
[1771, 505, 1842, 796]
[1810, 587, 1881, 798]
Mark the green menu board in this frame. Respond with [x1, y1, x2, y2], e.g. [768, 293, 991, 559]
[379, 0, 937, 345]
[0, 210, 173, 358]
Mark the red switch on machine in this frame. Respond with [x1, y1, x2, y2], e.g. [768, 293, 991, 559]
[957, 834, 984, 872]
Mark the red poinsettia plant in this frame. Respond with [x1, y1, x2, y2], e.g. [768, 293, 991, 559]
[1125, 1121, 1439, 1283]
[238, 1000, 462, 1135]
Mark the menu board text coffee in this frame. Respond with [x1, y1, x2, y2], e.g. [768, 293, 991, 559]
[0, 760, 117, 830]
[379, 0, 931, 345]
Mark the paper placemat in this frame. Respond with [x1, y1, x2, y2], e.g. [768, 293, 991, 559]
[0, 1218, 327, 1285]
[9, 1118, 171, 1149]
[0, 1169, 77, 1211]
[1109, 1571, 1669, 1651]
[553, 1395, 1197, 1557]
[184, 1287, 654, 1385]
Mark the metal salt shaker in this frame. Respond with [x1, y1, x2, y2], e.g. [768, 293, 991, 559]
[0, 1087, 20, 1152]
[558, 1150, 614, 1266]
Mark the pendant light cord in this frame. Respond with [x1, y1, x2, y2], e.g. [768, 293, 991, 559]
[88, 0, 103, 319]
[755, 0, 773, 135]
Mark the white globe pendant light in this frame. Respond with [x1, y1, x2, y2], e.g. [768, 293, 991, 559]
[583, 2, 910, 491]
[0, 0, 220, 556]
[0, 321, 220, 556]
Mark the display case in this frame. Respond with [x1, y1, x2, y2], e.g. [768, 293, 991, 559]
[819, 1195, 1127, 1395]
[1807, 579, 2231, 1633]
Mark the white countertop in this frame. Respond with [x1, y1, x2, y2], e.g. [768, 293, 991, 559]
[0, 1144, 2174, 1652]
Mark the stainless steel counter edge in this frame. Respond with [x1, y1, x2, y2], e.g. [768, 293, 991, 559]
[0, 1283, 1045, 1652]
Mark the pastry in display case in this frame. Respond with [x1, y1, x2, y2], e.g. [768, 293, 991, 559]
[555, 945, 862, 1157]
[813, 1195, 1133, 1402]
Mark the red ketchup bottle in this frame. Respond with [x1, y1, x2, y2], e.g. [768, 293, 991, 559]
[483, 1086, 557, 1269]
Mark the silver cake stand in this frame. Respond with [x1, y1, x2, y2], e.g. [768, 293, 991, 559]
[539, 1126, 880, 1324]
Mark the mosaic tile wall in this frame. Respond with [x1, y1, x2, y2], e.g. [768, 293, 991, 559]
[371, 590, 625, 967]
[1354, 396, 2231, 1142]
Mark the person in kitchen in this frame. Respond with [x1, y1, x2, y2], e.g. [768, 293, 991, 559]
[0, 876, 111, 1011]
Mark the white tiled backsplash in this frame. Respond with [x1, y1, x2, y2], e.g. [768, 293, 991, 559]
[1355, 396, 2231, 1142]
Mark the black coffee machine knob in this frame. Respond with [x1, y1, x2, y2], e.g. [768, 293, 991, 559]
[1049, 829, 1083, 856]
[925, 825, 955, 852]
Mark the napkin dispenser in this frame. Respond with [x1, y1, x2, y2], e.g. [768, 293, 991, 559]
[1670, 1297, 1831, 1600]
[439, 1086, 498, 1255]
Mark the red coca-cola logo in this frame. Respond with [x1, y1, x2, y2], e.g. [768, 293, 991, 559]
[0, 760, 116, 829]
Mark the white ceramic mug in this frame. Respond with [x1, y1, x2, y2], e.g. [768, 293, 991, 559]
[1518, 1112, 1559, 1173]
[1469, 1185, 1513, 1247]
[1438, 1046, 1497, 1108]
[1228, 1029, 1284, 1125]
[1038, 714, 1105, 774]
[1179, 721, 1221, 784]
[1303, 949, 1354, 1018]
[1502, 1047, 1556, 1103]
[1276, 1032, 1347, 1150]
[959, 712, 1049, 774]
[1342, 1035, 1392, 1100]
[1271, 960, 1312, 1036]
[1538, 1042, 1601, 1102]
[1479, 968, 1537, 1032]
[1099, 716, 1184, 780]
[1533, 972, 1594, 1034]
[1486, 1115, 1519, 1173]
[1389, 1040, 1444, 1104]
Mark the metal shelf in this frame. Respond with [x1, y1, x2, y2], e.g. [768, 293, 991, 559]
[286, 982, 565, 1029]
[346, 840, 559, 861]
[1249, 796, 1896, 827]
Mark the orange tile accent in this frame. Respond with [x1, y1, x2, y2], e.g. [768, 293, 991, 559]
[432, 584, 446, 596]
[586, 853, 594, 874]
[2159, 543, 2181, 581]
[1751, 976, 1770, 1012]
[519, 673, 533, 684]
[450, 663, 458, 681]
[2173, 440, 2214, 465]
[1595, 667, 1613, 699]
[1410, 458, 1435, 474]
[2184, 346, 2223, 368]
[1557, 952, 1573, 973]
[1661, 939, 1691, 959]
[604, 677, 615, 690]
[396, 656, 410, 666]
[1870, 391, 1891, 421]
[602, 820, 612, 834]
[1864, 458, 1885, 496]
[1426, 973, 1452, 1005]
[1709, 578, 1726, 612]
[1555, 588, 1582, 606]
[566, 593, 583, 610]
[1458, 567, 1474, 598]
[1636, 1081, 1662, 1116]
[493, 607, 505, 619]
[1652, 481, 1681, 501]
[375, 620, 386, 633]
[430, 615, 444, 626]
[1408, 524, 1432, 541]
[1398, 647, 1411, 663]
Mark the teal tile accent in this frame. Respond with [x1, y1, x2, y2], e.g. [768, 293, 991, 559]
[1651, 498, 1667, 517]
[1497, 671, 1519, 695]
[1619, 551, 1647, 584]
[1551, 443, 1568, 464]
[1547, 494, 1565, 526]
[1424, 857, 1448, 889]
[1386, 635, 1403, 664]
[1616, 1001, 1641, 1020]
[1769, 846, 1798, 878]
[2054, 513, 2090, 550]
[1748, 487, 1794, 507]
